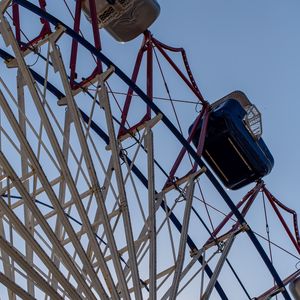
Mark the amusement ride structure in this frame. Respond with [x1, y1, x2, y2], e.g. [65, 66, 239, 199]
[0, 0, 299, 299]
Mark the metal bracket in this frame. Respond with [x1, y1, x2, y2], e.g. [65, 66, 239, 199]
[162, 167, 206, 194]
[0, 0, 12, 14]
[58, 66, 114, 106]
[5, 25, 65, 69]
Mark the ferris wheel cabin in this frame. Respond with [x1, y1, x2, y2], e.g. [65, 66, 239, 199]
[191, 91, 274, 190]
[81, 0, 160, 42]
[290, 277, 300, 300]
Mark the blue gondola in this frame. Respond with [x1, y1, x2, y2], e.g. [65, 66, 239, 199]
[190, 91, 274, 190]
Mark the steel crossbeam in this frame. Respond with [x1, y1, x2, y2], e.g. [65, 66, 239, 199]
[0, 177, 81, 300]
[49, 39, 125, 299]
[145, 125, 157, 300]
[0, 16, 109, 299]
[0, 236, 64, 300]
[101, 83, 142, 300]
[0, 271, 35, 300]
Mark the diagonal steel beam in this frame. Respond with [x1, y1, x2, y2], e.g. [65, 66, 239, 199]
[0, 0, 12, 12]
[51, 108, 71, 292]
[145, 126, 157, 300]
[0, 220, 16, 300]
[49, 39, 126, 299]
[0, 15, 111, 299]
[17, 70, 35, 298]
[168, 180, 196, 300]
[0, 89, 100, 300]
[0, 189, 80, 300]
[0, 271, 39, 300]
[202, 234, 235, 300]
[0, 237, 64, 300]
[101, 83, 142, 300]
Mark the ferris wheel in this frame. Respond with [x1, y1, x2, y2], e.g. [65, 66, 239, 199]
[0, 0, 299, 299]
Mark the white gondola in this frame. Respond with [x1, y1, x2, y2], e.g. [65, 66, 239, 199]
[82, 0, 160, 42]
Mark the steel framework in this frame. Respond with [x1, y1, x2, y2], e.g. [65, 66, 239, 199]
[0, 0, 299, 299]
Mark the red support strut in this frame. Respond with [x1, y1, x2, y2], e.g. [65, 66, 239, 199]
[12, 0, 51, 50]
[263, 187, 300, 254]
[118, 31, 153, 138]
[205, 182, 263, 246]
[204, 183, 300, 256]
[117, 31, 210, 186]
[70, 0, 103, 90]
